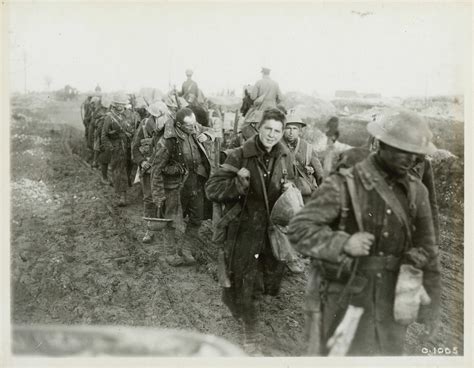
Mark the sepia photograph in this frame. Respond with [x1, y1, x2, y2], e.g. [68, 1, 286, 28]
[2, 0, 471, 365]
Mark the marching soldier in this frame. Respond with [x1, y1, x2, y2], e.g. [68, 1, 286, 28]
[93, 95, 112, 185]
[281, 113, 323, 203]
[245, 67, 283, 119]
[150, 107, 214, 266]
[227, 110, 262, 149]
[101, 93, 132, 206]
[288, 108, 440, 356]
[205, 108, 296, 354]
[179, 69, 199, 105]
[280, 113, 324, 274]
[131, 101, 171, 243]
[84, 96, 100, 163]
[336, 136, 440, 243]
[250, 67, 283, 110]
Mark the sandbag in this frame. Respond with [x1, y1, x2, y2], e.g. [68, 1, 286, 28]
[270, 186, 304, 226]
[268, 223, 298, 262]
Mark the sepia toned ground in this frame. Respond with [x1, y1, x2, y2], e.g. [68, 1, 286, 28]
[10, 94, 464, 356]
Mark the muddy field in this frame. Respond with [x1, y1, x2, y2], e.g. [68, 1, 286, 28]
[10, 94, 464, 356]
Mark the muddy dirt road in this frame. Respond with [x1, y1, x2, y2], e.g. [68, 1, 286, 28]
[10, 96, 464, 356]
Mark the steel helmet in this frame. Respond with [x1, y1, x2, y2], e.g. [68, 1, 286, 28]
[134, 96, 148, 109]
[185, 69, 193, 76]
[101, 95, 112, 108]
[146, 101, 169, 118]
[367, 108, 436, 155]
[112, 93, 129, 105]
[285, 113, 306, 127]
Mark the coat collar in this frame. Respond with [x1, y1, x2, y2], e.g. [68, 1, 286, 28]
[163, 118, 188, 139]
[356, 153, 412, 192]
[241, 135, 290, 159]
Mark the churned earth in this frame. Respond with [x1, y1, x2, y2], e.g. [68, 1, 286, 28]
[10, 94, 464, 356]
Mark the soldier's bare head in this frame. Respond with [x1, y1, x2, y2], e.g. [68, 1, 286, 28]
[258, 108, 285, 152]
[176, 107, 196, 134]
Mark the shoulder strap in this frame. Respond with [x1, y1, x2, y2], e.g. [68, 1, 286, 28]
[407, 177, 418, 221]
[338, 168, 364, 232]
[345, 173, 364, 232]
[338, 176, 350, 232]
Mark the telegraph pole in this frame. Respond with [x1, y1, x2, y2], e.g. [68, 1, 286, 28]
[23, 50, 27, 94]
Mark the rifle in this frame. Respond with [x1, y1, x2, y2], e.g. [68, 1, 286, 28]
[173, 85, 181, 110]
[233, 109, 239, 137]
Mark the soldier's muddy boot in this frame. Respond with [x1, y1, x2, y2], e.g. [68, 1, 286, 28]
[118, 192, 126, 207]
[100, 164, 109, 185]
[142, 230, 154, 244]
[242, 324, 262, 356]
[165, 231, 186, 267]
[182, 226, 198, 265]
[181, 245, 196, 266]
[166, 254, 186, 267]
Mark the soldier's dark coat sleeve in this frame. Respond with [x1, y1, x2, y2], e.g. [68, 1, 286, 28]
[413, 181, 441, 322]
[287, 175, 351, 263]
[150, 138, 171, 205]
[205, 149, 247, 203]
[131, 123, 145, 165]
[101, 116, 114, 151]
[310, 149, 324, 185]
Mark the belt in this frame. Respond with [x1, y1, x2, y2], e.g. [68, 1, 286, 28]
[358, 255, 401, 271]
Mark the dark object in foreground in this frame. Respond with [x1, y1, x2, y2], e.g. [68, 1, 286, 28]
[12, 325, 246, 357]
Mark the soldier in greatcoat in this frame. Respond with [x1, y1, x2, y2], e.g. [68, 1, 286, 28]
[150, 108, 214, 266]
[205, 108, 296, 353]
[288, 108, 440, 356]
[101, 93, 132, 206]
[131, 101, 171, 243]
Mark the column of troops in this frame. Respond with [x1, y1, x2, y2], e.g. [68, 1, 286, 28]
[81, 67, 441, 356]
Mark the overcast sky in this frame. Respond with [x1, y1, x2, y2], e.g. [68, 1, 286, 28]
[6, 1, 471, 97]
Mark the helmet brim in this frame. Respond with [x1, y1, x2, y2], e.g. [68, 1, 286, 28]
[367, 121, 437, 155]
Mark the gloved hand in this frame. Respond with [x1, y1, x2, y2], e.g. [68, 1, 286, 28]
[394, 264, 431, 325]
[305, 166, 315, 175]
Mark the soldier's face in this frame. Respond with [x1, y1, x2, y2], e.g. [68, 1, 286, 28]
[114, 104, 125, 113]
[259, 119, 284, 151]
[378, 144, 417, 176]
[284, 124, 300, 142]
[178, 113, 197, 134]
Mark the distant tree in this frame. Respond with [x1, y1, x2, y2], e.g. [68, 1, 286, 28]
[44, 75, 52, 91]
